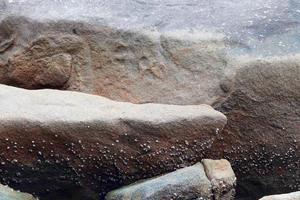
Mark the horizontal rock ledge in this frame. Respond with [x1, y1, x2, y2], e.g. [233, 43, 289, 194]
[0, 84, 227, 199]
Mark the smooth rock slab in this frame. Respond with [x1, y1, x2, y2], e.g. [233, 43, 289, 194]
[105, 163, 212, 200]
[259, 191, 300, 200]
[0, 84, 227, 199]
[0, 184, 37, 200]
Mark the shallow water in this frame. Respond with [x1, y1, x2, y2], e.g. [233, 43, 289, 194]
[1, 0, 300, 56]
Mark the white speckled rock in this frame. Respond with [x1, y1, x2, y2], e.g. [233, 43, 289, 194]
[0, 84, 227, 198]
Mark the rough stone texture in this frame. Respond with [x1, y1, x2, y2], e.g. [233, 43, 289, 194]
[106, 163, 212, 200]
[0, 84, 227, 199]
[0, 4, 300, 200]
[0, 16, 229, 105]
[259, 191, 300, 200]
[0, 17, 94, 92]
[215, 55, 300, 199]
[0, 184, 37, 200]
[202, 159, 236, 200]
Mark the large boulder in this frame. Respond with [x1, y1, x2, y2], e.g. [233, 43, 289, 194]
[0, 184, 37, 200]
[0, 84, 227, 199]
[215, 55, 300, 199]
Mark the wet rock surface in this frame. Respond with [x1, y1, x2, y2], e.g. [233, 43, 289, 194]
[259, 191, 300, 200]
[0, 1, 300, 199]
[0, 84, 226, 199]
[215, 55, 300, 199]
[106, 160, 236, 200]
[106, 163, 212, 200]
[0, 184, 37, 200]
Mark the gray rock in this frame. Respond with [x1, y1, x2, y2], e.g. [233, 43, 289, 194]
[202, 159, 236, 200]
[259, 191, 300, 200]
[0, 84, 227, 198]
[0, 184, 37, 200]
[105, 163, 212, 200]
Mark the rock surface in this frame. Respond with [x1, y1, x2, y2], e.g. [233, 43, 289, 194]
[259, 191, 300, 200]
[214, 55, 300, 199]
[202, 159, 236, 200]
[0, 84, 227, 199]
[0, 16, 229, 105]
[0, 184, 37, 200]
[106, 163, 212, 200]
[0, 1, 300, 199]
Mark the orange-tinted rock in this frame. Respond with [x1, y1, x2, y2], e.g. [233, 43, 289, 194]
[202, 159, 236, 200]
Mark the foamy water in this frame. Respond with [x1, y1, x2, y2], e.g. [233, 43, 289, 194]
[1, 0, 300, 56]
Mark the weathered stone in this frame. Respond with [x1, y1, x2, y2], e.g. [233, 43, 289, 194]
[202, 159, 236, 200]
[0, 184, 37, 200]
[0, 84, 227, 199]
[105, 163, 212, 200]
[215, 55, 300, 199]
[0, 16, 229, 105]
[259, 191, 300, 200]
[1, 2, 300, 199]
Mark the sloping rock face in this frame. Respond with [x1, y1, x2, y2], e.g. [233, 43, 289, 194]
[259, 191, 300, 200]
[106, 159, 236, 200]
[0, 16, 229, 105]
[215, 55, 300, 199]
[0, 184, 37, 200]
[0, 84, 227, 199]
[106, 163, 212, 200]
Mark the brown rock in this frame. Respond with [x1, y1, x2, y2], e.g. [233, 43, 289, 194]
[0, 84, 227, 199]
[215, 55, 300, 199]
[202, 159, 236, 200]
[0, 16, 229, 105]
[1, 15, 300, 200]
